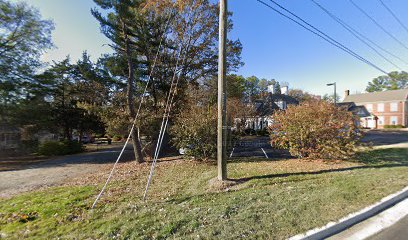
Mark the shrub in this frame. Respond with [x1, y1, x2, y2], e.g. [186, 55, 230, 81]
[20, 139, 39, 153]
[62, 140, 84, 154]
[383, 125, 404, 129]
[170, 104, 218, 160]
[255, 128, 268, 136]
[38, 140, 84, 156]
[269, 100, 362, 159]
[112, 135, 123, 141]
[95, 133, 105, 138]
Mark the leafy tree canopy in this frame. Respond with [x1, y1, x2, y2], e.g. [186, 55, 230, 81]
[366, 71, 408, 92]
[288, 89, 314, 102]
[0, 0, 54, 102]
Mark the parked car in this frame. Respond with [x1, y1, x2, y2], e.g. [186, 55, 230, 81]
[73, 135, 95, 144]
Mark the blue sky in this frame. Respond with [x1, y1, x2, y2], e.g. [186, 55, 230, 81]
[17, 0, 408, 97]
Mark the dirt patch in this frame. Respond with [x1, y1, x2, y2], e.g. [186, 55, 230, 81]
[65, 156, 186, 187]
[207, 177, 240, 192]
[0, 156, 49, 171]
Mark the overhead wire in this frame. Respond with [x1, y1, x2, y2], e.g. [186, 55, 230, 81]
[142, 28, 193, 201]
[91, 11, 173, 209]
[378, 0, 408, 37]
[310, 0, 402, 70]
[348, 0, 408, 51]
[254, 0, 389, 74]
[143, 46, 182, 200]
[143, 52, 186, 201]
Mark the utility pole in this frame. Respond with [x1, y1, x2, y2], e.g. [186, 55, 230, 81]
[327, 82, 337, 105]
[217, 0, 227, 181]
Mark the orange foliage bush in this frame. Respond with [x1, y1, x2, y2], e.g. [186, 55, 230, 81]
[269, 100, 362, 159]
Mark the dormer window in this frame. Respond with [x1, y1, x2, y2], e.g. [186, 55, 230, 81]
[275, 101, 287, 110]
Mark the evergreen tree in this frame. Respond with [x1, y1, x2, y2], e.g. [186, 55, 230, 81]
[92, 0, 243, 161]
[274, 81, 281, 95]
[92, 0, 147, 162]
[0, 0, 54, 103]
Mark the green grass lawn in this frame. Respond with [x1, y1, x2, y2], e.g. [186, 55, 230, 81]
[0, 148, 407, 239]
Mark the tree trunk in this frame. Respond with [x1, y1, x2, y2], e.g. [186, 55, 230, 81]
[122, 20, 144, 163]
[79, 128, 83, 144]
[64, 124, 70, 141]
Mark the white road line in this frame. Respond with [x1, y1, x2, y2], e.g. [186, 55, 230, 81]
[229, 148, 235, 158]
[261, 148, 269, 158]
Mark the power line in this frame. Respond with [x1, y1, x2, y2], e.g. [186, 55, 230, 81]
[346, 28, 408, 66]
[143, 10, 194, 201]
[255, 0, 389, 74]
[143, 46, 183, 201]
[263, 0, 389, 74]
[348, 0, 408, 51]
[378, 0, 408, 36]
[91, 12, 174, 209]
[310, 0, 402, 70]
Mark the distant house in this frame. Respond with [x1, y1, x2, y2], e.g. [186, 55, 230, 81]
[0, 124, 20, 151]
[342, 88, 408, 129]
[0, 124, 59, 157]
[337, 102, 370, 127]
[238, 85, 299, 131]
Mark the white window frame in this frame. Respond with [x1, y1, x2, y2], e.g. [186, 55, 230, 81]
[377, 103, 384, 112]
[390, 102, 398, 112]
[366, 104, 373, 112]
[390, 116, 398, 125]
[378, 116, 384, 125]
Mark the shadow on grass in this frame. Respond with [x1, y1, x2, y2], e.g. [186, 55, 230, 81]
[228, 149, 294, 163]
[162, 148, 408, 205]
[354, 148, 408, 165]
[229, 148, 408, 184]
[228, 155, 294, 164]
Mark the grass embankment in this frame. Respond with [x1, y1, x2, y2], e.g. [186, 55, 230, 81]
[0, 148, 407, 239]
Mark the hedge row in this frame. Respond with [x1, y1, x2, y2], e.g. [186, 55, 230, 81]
[38, 140, 84, 156]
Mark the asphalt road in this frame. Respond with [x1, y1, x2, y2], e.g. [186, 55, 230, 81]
[230, 136, 292, 159]
[368, 215, 408, 240]
[362, 130, 408, 146]
[0, 143, 134, 198]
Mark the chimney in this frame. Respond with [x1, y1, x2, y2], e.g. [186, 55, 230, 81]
[281, 86, 288, 95]
[344, 90, 350, 99]
[267, 84, 275, 94]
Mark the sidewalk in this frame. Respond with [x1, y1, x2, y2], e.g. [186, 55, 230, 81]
[368, 215, 408, 240]
[328, 198, 408, 240]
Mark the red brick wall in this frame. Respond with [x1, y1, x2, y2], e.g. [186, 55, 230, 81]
[364, 101, 406, 128]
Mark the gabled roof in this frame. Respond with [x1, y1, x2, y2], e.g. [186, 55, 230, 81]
[343, 88, 408, 103]
[337, 102, 370, 118]
[253, 93, 299, 117]
[254, 99, 279, 116]
[268, 93, 299, 105]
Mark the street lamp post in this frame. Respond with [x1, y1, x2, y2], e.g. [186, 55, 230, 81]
[326, 82, 337, 105]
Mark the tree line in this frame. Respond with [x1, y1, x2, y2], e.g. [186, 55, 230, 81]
[1, 0, 406, 160]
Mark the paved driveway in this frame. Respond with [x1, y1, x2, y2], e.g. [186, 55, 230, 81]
[231, 130, 408, 158]
[362, 130, 408, 147]
[0, 144, 134, 198]
[230, 136, 292, 159]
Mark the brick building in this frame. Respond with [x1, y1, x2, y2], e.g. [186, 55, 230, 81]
[343, 88, 408, 129]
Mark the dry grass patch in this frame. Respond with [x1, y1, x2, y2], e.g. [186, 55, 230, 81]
[0, 148, 407, 239]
